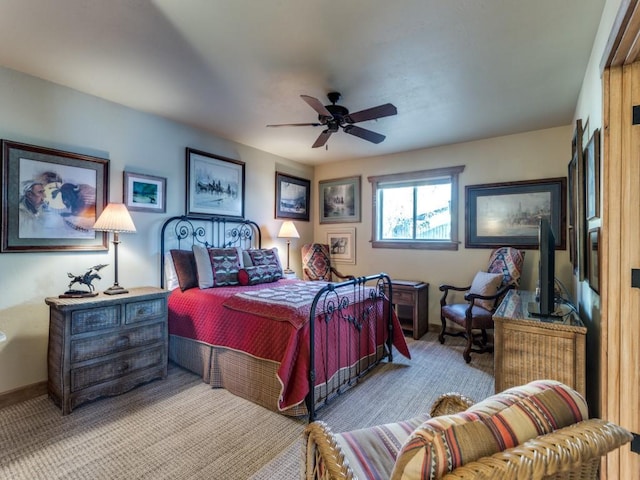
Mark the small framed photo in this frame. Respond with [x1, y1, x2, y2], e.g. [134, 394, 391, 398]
[1, 140, 108, 252]
[124, 172, 166, 213]
[588, 227, 600, 294]
[319, 176, 361, 224]
[186, 148, 245, 218]
[275, 172, 310, 221]
[326, 227, 356, 264]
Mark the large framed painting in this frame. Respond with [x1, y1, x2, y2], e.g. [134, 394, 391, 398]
[1, 140, 108, 252]
[319, 175, 361, 224]
[465, 177, 566, 249]
[124, 171, 166, 213]
[275, 172, 310, 221]
[584, 129, 600, 221]
[186, 148, 245, 218]
[568, 119, 583, 276]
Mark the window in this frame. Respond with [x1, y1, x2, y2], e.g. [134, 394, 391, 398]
[368, 165, 464, 250]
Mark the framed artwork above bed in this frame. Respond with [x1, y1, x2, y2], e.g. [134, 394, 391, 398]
[186, 148, 245, 218]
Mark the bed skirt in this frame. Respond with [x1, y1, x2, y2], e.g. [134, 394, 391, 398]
[168, 334, 385, 417]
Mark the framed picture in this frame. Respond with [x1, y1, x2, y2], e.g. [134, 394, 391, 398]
[275, 172, 310, 221]
[465, 177, 566, 249]
[584, 129, 600, 220]
[124, 171, 166, 213]
[568, 119, 583, 276]
[1, 140, 108, 252]
[319, 176, 361, 224]
[588, 227, 600, 293]
[186, 148, 245, 218]
[326, 227, 356, 264]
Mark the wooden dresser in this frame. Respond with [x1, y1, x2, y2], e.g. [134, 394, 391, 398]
[45, 287, 170, 414]
[493, 289, 586, 397]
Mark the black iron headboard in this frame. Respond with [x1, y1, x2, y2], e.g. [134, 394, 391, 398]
[160, 215, 262, 288]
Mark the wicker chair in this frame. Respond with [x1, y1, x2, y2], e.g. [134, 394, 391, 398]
[304, 382, 632, 480]
[301, 243, 354, 282]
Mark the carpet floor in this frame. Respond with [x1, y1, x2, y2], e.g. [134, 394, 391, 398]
[0, 332, 494, 479]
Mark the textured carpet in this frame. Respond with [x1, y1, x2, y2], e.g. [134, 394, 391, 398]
[0, 332, 493, 479]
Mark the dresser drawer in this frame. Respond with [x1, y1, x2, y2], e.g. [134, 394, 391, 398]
[70, 322, 165, 363]
[393, 290, 415, 305]
[71, 305, 120, 334]
[126, 298, 164, 324]
[71, 344, 164, 392]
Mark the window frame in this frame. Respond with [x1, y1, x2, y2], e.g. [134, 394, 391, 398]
[368, 165, 465, 250]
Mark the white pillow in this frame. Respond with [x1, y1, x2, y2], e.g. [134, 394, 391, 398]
[469, 271, 504, 310]
[164, 252, 180, 291]
[193, 244, 214, 289]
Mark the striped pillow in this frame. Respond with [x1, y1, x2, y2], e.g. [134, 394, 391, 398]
[391, 380, 588, 479]
[335, 414, 430, 480]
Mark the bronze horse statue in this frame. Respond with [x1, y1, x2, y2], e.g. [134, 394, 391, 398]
[66, 264, 108, 293]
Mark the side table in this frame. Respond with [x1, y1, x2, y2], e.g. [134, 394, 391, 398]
[388, 280, 429, 339]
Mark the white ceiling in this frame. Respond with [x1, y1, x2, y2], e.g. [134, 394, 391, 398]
[0, 0, 606, 165]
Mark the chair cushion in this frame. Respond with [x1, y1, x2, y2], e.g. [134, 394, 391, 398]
[441, 303, 493, 329]
[391, 380, 588, 480]
[468, 271, 503, 310]
[302, 243, 332, 281]
[335, 414, 430, 480]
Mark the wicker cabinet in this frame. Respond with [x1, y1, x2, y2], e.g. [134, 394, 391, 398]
[493, 290, 586, 397]
[45, 287, 170, 414]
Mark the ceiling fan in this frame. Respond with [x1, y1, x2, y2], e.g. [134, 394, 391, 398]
[267, 92, 397, 148]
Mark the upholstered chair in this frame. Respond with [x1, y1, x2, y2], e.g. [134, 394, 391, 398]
[301, 243, 354, 282]
[439, 246, 525, 363]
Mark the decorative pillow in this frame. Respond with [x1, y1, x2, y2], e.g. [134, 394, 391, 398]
[193, 244, 215, 289]
[468, 271, 503, 310]
[391, 380, 588, 480]
[243, 248, 283, 280]
[164, 252, 180, 291]
[237, 265, 280, 285]
[487, 247, 525, 287]
[170, 249, 198, 291]
[207, 248, 241, 286]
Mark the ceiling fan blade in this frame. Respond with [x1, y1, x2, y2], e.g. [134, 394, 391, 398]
[312, 130, 333, 148]
[266, 122, 322, 127]
[344, 103, 397, 124]
[301, 95, 333, 119]
[343, 125, 386, 144]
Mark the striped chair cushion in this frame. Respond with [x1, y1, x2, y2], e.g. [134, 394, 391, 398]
[335, 414, 430, 480]
[391, 380, 588, 479]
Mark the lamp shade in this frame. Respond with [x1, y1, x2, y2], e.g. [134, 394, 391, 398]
[92, 203, 137, 233]
[277, 221, 300, 239]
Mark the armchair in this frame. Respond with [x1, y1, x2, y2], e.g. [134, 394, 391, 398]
[439, 246, 525, 363]
[301, 243, 354, 282]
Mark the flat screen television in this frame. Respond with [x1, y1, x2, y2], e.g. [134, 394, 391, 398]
[528, 217, 559, 318]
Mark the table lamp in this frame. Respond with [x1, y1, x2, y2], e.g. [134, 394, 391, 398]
[277, 220, 300, 274]
[92, 203, 137, 295]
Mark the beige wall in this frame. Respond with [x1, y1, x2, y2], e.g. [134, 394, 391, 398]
[0, 66, 313, 395]
[314, 125, 572, 328]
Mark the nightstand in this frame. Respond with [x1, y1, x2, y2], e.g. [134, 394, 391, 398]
[45, 287, 170, 414]
[282, 271, 299, 280]
[387, 280, 429, 339]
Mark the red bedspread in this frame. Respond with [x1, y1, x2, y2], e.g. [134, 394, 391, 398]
[168, 279, 410, 411]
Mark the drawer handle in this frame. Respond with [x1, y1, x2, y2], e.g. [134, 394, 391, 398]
[115, 336, 130, 348]
[137, 307, 150, 316]
[117, 362, 130, 374]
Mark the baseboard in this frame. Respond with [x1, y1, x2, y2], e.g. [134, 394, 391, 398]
[0, 381, 47, 409]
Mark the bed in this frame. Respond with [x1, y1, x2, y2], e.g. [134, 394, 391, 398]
[161, 215, 409, 420]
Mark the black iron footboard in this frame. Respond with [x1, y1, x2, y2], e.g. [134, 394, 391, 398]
[306, 274, 394, 421]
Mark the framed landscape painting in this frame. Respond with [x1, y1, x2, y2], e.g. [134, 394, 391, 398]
[465, 177, 566, 249]
[124, 171, 166, 213]
[319, 176, 361, 224]
[275, 172, 310, 221]
[1, 140, 108, 252]
[186, 148, 245, 218]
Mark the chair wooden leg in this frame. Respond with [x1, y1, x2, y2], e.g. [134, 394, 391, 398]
[439, 314, 446, 344]
[463, 320, 474, 363]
